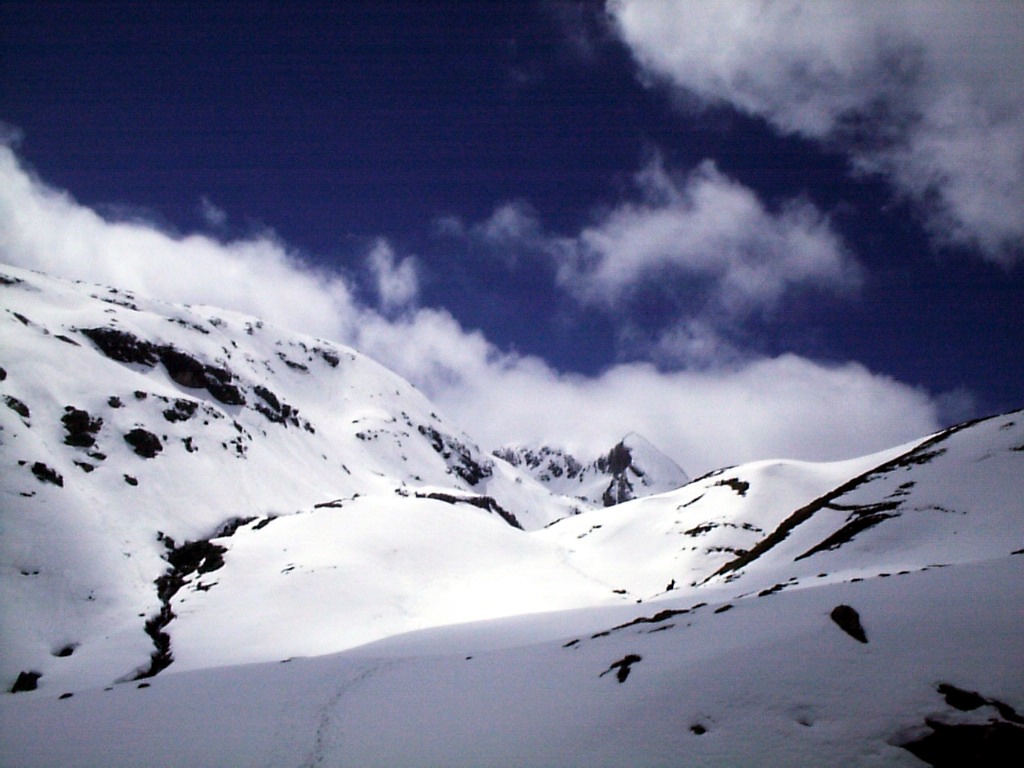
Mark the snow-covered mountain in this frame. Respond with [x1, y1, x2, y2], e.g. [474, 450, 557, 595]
[2, 263, 1022, 767]
[494, 432, 690, 507]
[0, 263, 589, 688]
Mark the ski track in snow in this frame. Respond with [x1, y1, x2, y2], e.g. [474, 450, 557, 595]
[298, 661, 398, 768]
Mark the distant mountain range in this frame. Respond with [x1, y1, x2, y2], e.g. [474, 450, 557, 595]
[494, 433, 689, 508]
[2, 263, 1021, 767]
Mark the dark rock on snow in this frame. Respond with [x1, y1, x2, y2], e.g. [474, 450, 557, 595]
[10, 670, 42, 693]
[62, 407, 102, 447]
[3, 394, 30, 419]
[600, 654, 642, 683]
[830, 604, 868, 643]
[124, 428, 163, 458]
[30, 462, 63, 487]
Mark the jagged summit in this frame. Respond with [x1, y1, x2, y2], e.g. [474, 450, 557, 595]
[494, 432, 689, 507]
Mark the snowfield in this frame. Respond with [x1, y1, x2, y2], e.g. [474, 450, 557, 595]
[1, 263, 1022, 766]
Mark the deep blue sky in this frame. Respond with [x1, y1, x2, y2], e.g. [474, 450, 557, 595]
[2, 0, 1021, 420]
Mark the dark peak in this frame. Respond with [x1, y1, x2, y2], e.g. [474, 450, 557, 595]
[598, 440, 633, 477]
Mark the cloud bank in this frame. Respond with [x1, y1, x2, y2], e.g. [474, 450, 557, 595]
[559, 157, 859, 315]
[449, 155, 859, 365]
[609, 0, 1024, 264]
[0, 145, 940, 473]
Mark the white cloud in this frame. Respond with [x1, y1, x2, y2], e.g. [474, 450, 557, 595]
[0, 121, 24, 147]
[453, 156, 859, 326]
[475, 200, 544, 249]
[0, 147, 361, 343]
[452, 156, 860, 335]
[199, 196, 228, 228]
[420, 353, 939, 475]
[561, 157, 859, 315]
[622, 318, 750, 370]
[432, 214, 467, 240]
[608, 0, 1024, 264]
[365, 238, 419, 314]
[0, 144, 940, 473]
[350, 302, 941, 474]
[435, 201, 547, 268]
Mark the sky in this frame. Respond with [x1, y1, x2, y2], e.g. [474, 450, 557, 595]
[1, 0, 1022, 474]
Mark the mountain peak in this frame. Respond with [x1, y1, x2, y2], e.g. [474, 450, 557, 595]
[495, 434, 689, 507]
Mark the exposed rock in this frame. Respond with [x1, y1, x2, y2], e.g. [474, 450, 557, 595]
[136, 532, 234, 680]
[158, 348, 205, 388]
[715, 477, 750, 496]
[497, 434, 687, 507]
[81, 327, 159, 366]
[160, 348, 244, 406]
[167, 317, 210, 335]
[415, 491, 522, 530]
[796, 502, 902, 561]
[10, 671, 42, 693]
[31, 462, 63, 486]
[162, 399, 198, 423]
[937, 683, 1024, 724]
[494, 445, 585, 480]
[599, 442, 638, 506]
[901, 720, 1024, 766]
[600, 654, 642, 683]
[418, 425, 492, 486]
[830, 604, 868, 643]
[603, 602, 707, 634]
[3, 394, 29, 419]
[317, 348, 340, 367]
[252, 385, 303, 427]
[81, 327, 245, 406]
[278, 354, 309, 372]
[712, 419, 982, 580]
[596, 441, 632, 476]
[62, 406, 102, 447]
[124, 428, 163, 458]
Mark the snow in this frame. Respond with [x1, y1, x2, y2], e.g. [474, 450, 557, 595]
[164, 495, 623, 672]
[537, 445, 919, 598]
[2, 556, 1020, 767]
[1, 263, 1022, 766]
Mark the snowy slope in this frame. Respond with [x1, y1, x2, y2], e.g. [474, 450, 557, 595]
[0, 264, 587, 691]
[2, 263, 1022, 766]
[2, 550, 1021, 766]
[701, 410, 1024, 594]
[537, 444, 922, 599]
[495, 432, 690, 506]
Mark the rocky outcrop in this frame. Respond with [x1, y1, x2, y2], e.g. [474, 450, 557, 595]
[496, 434, 688, 507]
